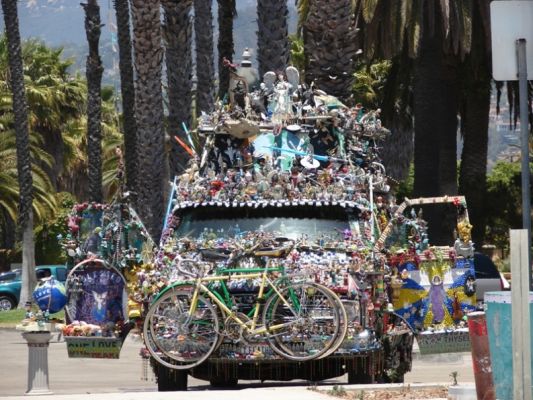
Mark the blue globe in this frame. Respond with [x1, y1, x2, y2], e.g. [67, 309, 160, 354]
[33, 278, 67, 314]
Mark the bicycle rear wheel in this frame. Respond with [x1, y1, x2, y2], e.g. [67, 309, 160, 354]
[262, 282, 341, 361]
[143, 286, 221, 370]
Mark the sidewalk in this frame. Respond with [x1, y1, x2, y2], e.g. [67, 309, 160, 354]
[0, 327, 474, 398]
[0, 387, 328, 400]
[0, 383, 452, 400]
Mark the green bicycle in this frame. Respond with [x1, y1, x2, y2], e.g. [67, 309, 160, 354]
[143, 259, 345, 370]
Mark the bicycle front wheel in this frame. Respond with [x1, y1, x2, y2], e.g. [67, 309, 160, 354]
[262, 282, 341, 361]
[317, 286, 348, 358]
[143, 286, 221, 370]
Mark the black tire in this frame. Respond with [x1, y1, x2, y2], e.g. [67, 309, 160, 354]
[209, 377, 238, 388]
[347, 368, 373, 384]
[157, 368, 188, 391]
[0, 295, 16, 311]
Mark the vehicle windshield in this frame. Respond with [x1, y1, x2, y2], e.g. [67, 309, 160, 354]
[174, 206, 357, 242]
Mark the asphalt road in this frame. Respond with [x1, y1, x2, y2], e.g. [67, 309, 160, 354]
[0, 328, 474, 396]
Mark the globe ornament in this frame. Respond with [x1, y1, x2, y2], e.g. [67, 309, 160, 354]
[33, 278, 67, 314]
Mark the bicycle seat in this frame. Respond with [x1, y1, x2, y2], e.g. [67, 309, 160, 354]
[199, 248, 231, 262]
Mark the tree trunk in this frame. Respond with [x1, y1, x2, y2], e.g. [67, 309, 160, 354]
[257, 0, 289, 78]
[381, 122, 413, 183]
[413, 11, 459, 245]
[83, 0, 104, 203]
[459, 78, 490, 247]
[459, 4, 492, 247]
[380, 54, 414, 183]
[114, 0, 139, 197]
[40, 129, 65, 192]
[131, 0, 166, 241]
[162, 0, 193, 176]
[19, 211, 36, 307]
[194, 0, 215, 115]
[1, 0, 36, 307]
[303, 0, 357, 102]
[217, 0, 235, 100]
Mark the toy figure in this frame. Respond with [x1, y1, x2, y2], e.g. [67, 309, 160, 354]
[454, 219, 474, 258]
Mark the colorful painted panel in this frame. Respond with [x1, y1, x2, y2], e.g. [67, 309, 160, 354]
[393, 258, 477, 330]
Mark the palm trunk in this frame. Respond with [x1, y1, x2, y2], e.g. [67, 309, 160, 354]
[459, 4, 492, 247]
[459, 78, 490, 247]
[303, 0, 357, 102]
[40, 129, 64, 192]
[114, 0, 138, 196]
[131, 0, 166, 241]
[1, 0, 36, 307]
[162, 0, 193, 176]
[194, 0, 215, 115]
[83, 0, 104, 203]
[413, 10, 459, 245]
[257, 0, 289, 78]
[217, 0, 235, 100]
[20, 211, 36, 307]
[380, 55, 414, 182]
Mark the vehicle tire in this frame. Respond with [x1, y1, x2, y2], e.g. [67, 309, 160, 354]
[262, 282, 341, 361]
[209, 377, 238, 388]
[0, 295, 16, 311]
[143, 286, 221, 370]
[347, 368, 373, 384]
[157, 367, 188, 391]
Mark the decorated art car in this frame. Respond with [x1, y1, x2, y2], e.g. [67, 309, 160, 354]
[53, 67, 481, 390]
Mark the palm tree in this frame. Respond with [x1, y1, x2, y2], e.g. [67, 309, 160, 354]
[113, 0, 138, 197]
[217, 0, 236, 100]
[457, 3, 492, 246]
[130, 0, 166, 241]
[257, 0, 289, 78]
[12, 40, 86, 194]
[352, 55, 414, 183]
[82, 0, 104, 203]
[0, 129, 57, 271]
[194, 0, 215, 115]
[411, 5, 460, 203]
[301, 0, 358, 102]
[1, 0, 36, 307]
[353, 0, 489, 244]
[50, 85, 124, 202]
[162, 0, 193, 176]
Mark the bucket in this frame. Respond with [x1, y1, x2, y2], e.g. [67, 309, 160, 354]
[485, 291, 533, 400]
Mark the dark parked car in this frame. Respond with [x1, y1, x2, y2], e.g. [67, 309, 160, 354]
[474, 252, 510, 302]
[0, 265, 67, 311]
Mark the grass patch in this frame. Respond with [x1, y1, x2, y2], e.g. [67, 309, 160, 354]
[0, 309, 26, 325]
[0, 309, 65, 327]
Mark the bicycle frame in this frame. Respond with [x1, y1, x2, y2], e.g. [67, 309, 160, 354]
[187, 267, 303, 336]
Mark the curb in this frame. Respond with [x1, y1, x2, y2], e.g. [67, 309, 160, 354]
[316, 382, 450, 391]
[0, 325, 17, 330]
